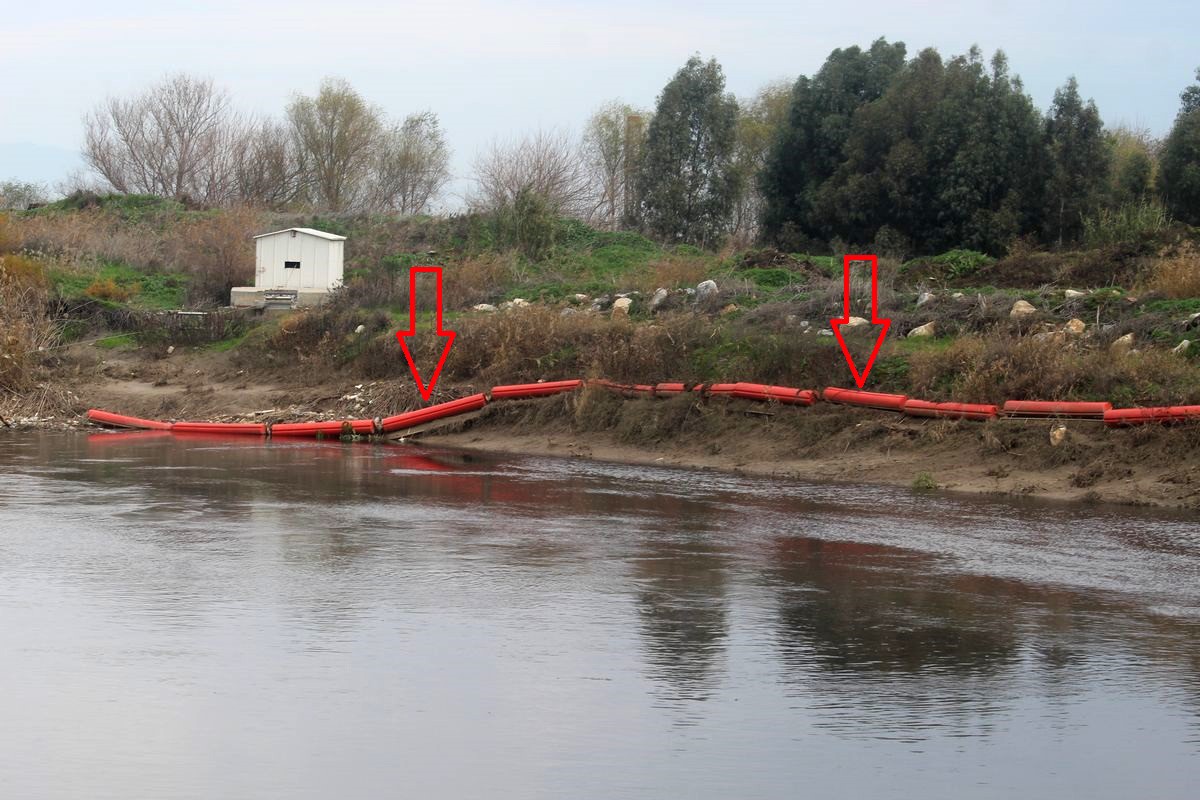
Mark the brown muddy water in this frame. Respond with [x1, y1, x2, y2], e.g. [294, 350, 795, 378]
[1, 432, 1199, 799]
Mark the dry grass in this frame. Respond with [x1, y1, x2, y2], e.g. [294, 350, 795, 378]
[636, 254, 712, 293]
[1144, 243, 1200, 299]
[0, 254, 59, 394]
[10, 206, 260, 306]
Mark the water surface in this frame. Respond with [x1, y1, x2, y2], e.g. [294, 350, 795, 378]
[1, 432, 1199, 799]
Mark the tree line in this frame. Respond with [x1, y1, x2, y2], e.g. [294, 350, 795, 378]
[81, 75, 450, 214]
[61, 42, 1200, 255]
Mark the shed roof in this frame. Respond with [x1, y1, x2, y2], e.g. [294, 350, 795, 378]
[252, 227, 347, 241]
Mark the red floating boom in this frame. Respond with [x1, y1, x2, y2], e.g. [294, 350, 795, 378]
[902, 399, 999, 421]
[731, 383, 817, 406]
[272, 419, 376, 437]
[170, 422, 267, 435]
[86, 409, 173, 431]
[380, 393, 488, 434]
[822, 387, 908, 411]
[1002, 400, 1112, 419]
[1103, 406, 1200, 427]
[489, 380, 583, 400]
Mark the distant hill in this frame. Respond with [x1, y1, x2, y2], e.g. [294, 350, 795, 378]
[0, 142, 82, 188]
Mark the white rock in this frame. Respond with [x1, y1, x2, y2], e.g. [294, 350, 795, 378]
[916, 291, 936, 307]
[1010, 299, 1037, 318]
[353, 324, 366, 334]
[472, 303, 497, 313]
[1064, 318, 1086, 335]
[695, 280, 719, 302]
[1173, 339, 1191, 355]
[1050, 425, 1068, 447]
[845, 316, 869, 328]
[571, 293, 589, 303]
[500, 298, 530, 311]
[907, 321, 936, 337]
[612, 297, 633, 315]
[649, 287, 669, 312]
[818, 329, 834, 337]
[166, 345, 175, 354]
[1065, 289, 1087, 299]
[952, 292, 965, 299]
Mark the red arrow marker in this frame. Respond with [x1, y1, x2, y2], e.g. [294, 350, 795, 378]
[395, 266, 456, 401]
[830, 254, 891, 389]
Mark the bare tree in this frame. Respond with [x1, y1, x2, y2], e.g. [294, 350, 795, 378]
[83, 74, 236, 204]
[229, 118, 306, 208]
[366, 111, 451, 214]
[0, 180, 48, 210]
[286, 78, 382, 211]
[581, 101, 647, 229]
[470, 129, 591, 217]
[731, 80, 791, 245]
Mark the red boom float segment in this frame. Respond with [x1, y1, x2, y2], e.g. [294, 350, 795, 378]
[822, 387, 908, 411]
[1103, 406, 1200, 427]
[86, 409, 173, 430]
[489, 380, 583, 400]
[902, 399, 999, 421]
[271, 419, 377, 437]
[380, 393, 488, 433]
[731, 383, 817, 405]
[1002, 400, 1112, 419]
[170, 422, 267, 435]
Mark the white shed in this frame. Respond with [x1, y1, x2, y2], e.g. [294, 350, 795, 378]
[231, 227, 346, 309]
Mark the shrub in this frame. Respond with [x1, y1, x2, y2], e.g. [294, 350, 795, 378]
[1082, 201, 1171, 248]
[84, 277, 138, 303]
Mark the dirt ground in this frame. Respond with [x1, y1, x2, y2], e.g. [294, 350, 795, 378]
[8, 341, 1200, 510]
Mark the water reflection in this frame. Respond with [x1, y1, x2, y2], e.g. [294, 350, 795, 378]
[633, 539, 730, 702]
[1, 432, 1199, 797]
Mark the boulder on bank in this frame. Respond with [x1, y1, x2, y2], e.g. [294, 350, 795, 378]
[612, 297, 633, 316]
[472, 303, 497, 313]
[696, 280, 719, 302]
[1111, 332, 1134, 354]
[1010, 299, 1037, 318]
[907, 321, 935, 338]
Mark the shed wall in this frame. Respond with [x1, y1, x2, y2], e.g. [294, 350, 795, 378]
[254, 232, 344, 290]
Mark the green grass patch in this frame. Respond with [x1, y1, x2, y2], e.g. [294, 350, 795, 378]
[51, 261, 187, 309]
[207, 331, 251, 353]
[742, 267, 800, 289]
[894, 336, 956, 354]
[95, 333, 137, 349]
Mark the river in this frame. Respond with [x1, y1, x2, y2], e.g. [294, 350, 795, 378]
[1, 431, 1198, 799]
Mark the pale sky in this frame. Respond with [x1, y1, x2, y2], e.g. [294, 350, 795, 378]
[3, 0, 1198, 200]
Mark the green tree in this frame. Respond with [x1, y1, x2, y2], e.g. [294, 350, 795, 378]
[1160, 110, 1200, 225]
[1044, 77, 1110, 246]
[759, 38, 907, 246]
[635, 56, 741, 247]
[1160, 68, 1200, 224]
[1106, 125, 1156, 205]
[1180, 67, 1200, 117]
[812, 47, 1047, 253]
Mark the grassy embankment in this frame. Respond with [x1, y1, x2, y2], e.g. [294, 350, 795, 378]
[3, 194, 1200, 415]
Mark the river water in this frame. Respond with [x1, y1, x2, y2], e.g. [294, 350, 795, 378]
[1, 431, 1199, 799]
